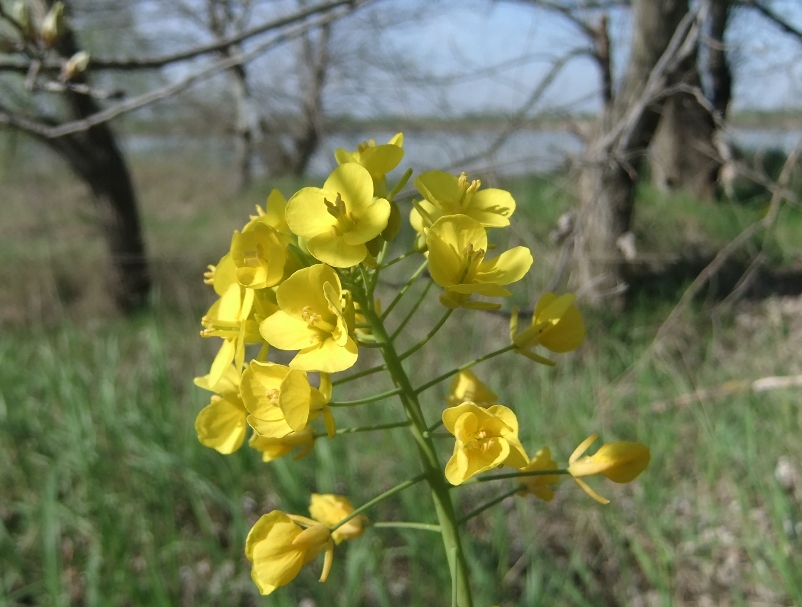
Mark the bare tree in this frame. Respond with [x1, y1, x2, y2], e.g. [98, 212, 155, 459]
[572, 0, 696, 307]
[0, 0, 151, 312]
[650, 0, 732, 201]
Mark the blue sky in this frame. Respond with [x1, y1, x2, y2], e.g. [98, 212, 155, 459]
[360, 0, 802, 116]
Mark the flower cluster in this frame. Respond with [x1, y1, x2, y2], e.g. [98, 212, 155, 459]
[194, 134, 650, 601]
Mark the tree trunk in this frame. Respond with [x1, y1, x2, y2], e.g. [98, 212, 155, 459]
[225, 53, 260, 191]
[50, 0, 151, 312]
[573, 0, 690, 307]
[650, 0, 731, 201]
[650, 64, 718, 200]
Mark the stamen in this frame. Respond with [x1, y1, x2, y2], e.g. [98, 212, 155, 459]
[265, 388, 280, 406]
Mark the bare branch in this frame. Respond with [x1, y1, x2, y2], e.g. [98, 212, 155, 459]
[740, 0, 802, 41]
[0, 2, 363, 139]
[0, 0, 358, 73]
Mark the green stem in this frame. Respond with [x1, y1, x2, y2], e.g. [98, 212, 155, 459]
[381, 260, 429, 320]
[415, 344, 515, 395]
[400, 308, 453, 361]
[330, 473, 426, 533]
[380, 250, 419, 270]
[360, 301, 473, 607]
[388, 167, 413, 201]
[391, 279, 433, 341]
[457, 485, 524, 525]
[372, 521, 441, 533]
[462, 469, 570, 485]
[334, 420, 411, 434]
[329, 387, 404, 407]
[331, 363, 387, 387]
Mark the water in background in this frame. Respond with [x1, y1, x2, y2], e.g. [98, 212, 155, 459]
[79, 126, 802, 178]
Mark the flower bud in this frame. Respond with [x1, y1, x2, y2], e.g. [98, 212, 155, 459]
[41, 1, 65, 47]
[62, 51, 90, 81]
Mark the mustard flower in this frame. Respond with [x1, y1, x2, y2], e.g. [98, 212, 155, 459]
[193, 365, 247, 454]
[446, 369, 499, 408]
[510, 292, 585, 365]
[568, 434, 651, 504]
[203, 252, 237, 296]
[426, 215, 533, 309]
[201, 284, 261, 385]
[230, 222, 287, 290]
[245, 511, 334, 595]
[442, 403, 529, 485]
[410, 170, 516, 235]
[309, 494, 367, 544]
[251, 188, 291, 239]
[249, 427, 316, 462]
[241, 360, 334, 438]
[334, 133, 404, 197]
[286, 164, 391, 267]
[517, 447, 561, 502]
[259, 264, 358, 373]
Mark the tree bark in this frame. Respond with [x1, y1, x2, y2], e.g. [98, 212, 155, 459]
[573, 0, 690, 307]
[650, 0, 732, 201]
[649, 57, 718, 200]
[48, 0, 151, 312]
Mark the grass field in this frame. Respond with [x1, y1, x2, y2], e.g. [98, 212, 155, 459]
[3, 144, 802, 606]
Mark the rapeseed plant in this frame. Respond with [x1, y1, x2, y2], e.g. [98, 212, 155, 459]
[194, 135, 649, 604]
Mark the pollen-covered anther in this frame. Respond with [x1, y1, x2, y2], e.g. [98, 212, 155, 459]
[242, 248, 262, 267]
[203, 264, 216, 284]
[265, 388, 280, 406]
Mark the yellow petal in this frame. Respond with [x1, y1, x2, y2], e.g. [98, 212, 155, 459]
[247, 413, 293, 439]
[290, 336, 358, 373]
[277, 265, 338, 320]
[569, 433, 598, 464]
[286, 186, 337, 239]
[260, 311, 321, 350]
[209, 339, 236, 387]
[324, 163, 375, 216]
[279, 369, 313, 432]
[195, 396, 247, 454]
[308, 233, 367, 268]
[357, 144, 404, 178]
[476, 246, 533, 286]
[466, 188, 516, 227]
[540, 306, 586, 353]
[573, 477, 610, 505]
[341, 198, 391, 245]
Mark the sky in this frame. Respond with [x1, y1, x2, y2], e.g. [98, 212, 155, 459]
[119, 0, 802, 120]
[349, 0, 802, 116]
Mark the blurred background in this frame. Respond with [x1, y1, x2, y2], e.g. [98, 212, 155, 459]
[3, 0, 802, 605]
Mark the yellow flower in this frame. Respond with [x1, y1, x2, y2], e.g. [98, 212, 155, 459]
[410, 170, 516, 235]
[568, 434, 650, 504]
[442, 403, 529, 485]
[334, 133, 404, 197]
[249, 427, 316, 462]
[446, 369, 498, 408]
[251, 189, 291, 239]
[201, 284, 261, 386]
[286, 164, 391, 267]
[426, 215, 532, 310]
[230, 222, 287, 290]
[193, 365, 247, 454]
[203, 252, 237, 296]
[309, 494, 366, 544]
[510, 293, 585, 365]
[517, 447, 561, 502]
[241, 361, 335, 438]
[259, 264, 358, 373]
[245, 511, 334, 595]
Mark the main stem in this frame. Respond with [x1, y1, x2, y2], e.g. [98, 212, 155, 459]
[361, 303, 473, 607]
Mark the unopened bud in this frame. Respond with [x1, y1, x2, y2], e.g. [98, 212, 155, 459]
[11, 1, 33, 40]
[41, 2, 65, 47]
[62, 50, 89, 81]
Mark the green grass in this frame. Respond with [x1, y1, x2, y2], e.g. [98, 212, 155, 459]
[3, 152, 802, 605]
